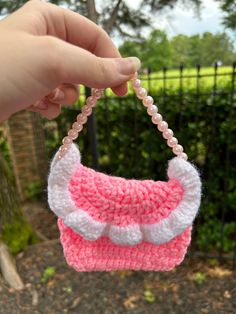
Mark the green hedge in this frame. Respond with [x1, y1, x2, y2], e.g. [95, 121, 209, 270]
[44, 84, 236, 254]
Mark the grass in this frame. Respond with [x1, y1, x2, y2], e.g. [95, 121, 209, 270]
[143, 66, 234, 91]
[77, 66, 234, 102]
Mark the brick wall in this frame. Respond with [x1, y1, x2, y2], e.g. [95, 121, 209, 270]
[6, 111, 48, 200]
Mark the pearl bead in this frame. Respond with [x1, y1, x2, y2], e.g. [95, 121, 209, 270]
[62, 136, 72, 145]
[142, 96, 154, 107]
[173, 144, 184, 155]
[58, 150, 66, 158]
[136, 87, 147, 99]
[167, 137, 178, 147]
[86, 96, 96, 107]
[68, 129, 78, 140]
[82, 105, 92, 116]
[92, 89, 103, 99]
[163, 129, 174, 139]
[132, 79, 142, 89]
[59, 144, 70, 154]
[179, 152, 188, 160]
[72, 122, 83, 132]
[77, 113, 87, 124]
[151, 113, 163, 124]
[147, 105, 158, 116]
[158, 121, 168, 132]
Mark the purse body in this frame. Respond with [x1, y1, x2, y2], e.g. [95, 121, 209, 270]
[48, 143, 201, 272]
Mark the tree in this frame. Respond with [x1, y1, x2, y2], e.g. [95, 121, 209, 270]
[169, 34, 192, 67]
[0, 0, 201, 36]
[217, 0, 236, 31]
[142, 30, 173, 70]
[1, 1, 235, 33]
[200, 32, 236, 65]
[120, 30, 236, 69]
[170, 32, 236, 67]
[120, 29, 173, 70]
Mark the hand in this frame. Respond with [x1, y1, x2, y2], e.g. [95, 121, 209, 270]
[0, 0, 140, 121]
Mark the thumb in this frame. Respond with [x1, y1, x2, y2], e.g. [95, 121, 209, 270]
[48, 38, 141, 89]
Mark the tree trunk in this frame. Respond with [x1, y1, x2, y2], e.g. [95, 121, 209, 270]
[103, 0, 122, 34]
[0, 152, 20, 228]
[86, 0, 98, 23]
[0, 241, 24, 290]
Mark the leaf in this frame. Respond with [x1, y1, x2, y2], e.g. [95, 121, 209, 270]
[41, 266, 56, 283]
[192, 272, 207, 285]
[63, 286, 73, 294]
[144, 289, 156, 303]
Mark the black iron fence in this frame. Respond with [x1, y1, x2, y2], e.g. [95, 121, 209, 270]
[46, 63, 236, 267]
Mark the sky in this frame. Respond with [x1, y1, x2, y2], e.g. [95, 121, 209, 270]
[151, 0, 229, 37]
[118, 0, 235, 45]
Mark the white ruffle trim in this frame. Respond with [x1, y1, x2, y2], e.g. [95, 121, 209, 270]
[48, 144, 201, 246]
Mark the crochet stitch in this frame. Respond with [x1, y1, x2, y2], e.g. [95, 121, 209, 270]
[58, 219, 192, 271]
[48, 144, 201, 270]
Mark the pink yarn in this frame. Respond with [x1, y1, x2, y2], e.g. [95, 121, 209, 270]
[58, 218, 191, 271]
[69, 165, 184, 227]
[48, 143, 202, 272]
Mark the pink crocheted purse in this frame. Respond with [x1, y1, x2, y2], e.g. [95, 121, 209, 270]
[48, 74, 201, 272]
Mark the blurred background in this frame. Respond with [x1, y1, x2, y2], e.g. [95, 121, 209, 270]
[0, 1, 235, 313]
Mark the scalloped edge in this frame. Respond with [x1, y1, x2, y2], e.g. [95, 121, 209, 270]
[48, 144, 201, 246]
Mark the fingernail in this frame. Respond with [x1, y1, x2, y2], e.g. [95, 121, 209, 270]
[33, 100, 48, 110]
[50, 89, 64, 102]
[116, 57, 141, 75]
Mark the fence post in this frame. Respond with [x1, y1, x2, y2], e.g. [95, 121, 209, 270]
[85, 87, 99, 170]
[220, 62, 236, 266]
[162, 66, 167, 108]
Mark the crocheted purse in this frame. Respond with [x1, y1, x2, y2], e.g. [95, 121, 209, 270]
[48, 73, 201, 272]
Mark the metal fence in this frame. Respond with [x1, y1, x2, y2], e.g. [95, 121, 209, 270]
[84, 63, 236, 166]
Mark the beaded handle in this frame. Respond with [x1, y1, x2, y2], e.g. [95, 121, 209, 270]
[57, 73, 188, 161]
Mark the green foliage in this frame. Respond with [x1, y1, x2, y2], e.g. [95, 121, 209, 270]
[0, 125, 11, 167]
[197, 218, 236, 253]
[143, 289, 156, 303]
[25, 181, 43, 201]
[218, 0, 236, 31]
[120, 31, 236, 69]
[142, 29, 173, 69]
[208, 259, 218, 267]
[192, 272, 207, 285]
[1, 216, 38, 254]
[62, 286, 73, 294]
[120, 29, 173, 70]
[41, 266, 56, 283]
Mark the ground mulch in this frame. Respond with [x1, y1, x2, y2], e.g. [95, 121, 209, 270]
[0, 202, 235, 314]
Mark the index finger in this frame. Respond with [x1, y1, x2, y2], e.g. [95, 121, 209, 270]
[35, 1, 127, 93]
[8, 0, 121, 58]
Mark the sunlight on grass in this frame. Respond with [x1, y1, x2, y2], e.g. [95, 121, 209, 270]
[145, 66, 233, 91]
[76, 66, 234, 107]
